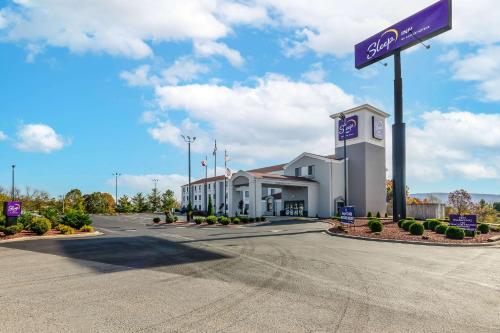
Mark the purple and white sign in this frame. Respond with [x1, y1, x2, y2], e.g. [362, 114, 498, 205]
[4, 201, 22, 217]
[341, 206, 355, 224]
[338, 115, 358, 140]
[449, 214, 476, 232]
[355, 0, 452, 69]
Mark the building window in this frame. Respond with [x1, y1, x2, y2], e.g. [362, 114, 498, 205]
[208, 184, 211, 189]
[270, 189, 275, 195]
[295, 167, 301, 176]
[245, 191, 249, 198]
[308, 165, 315, 177]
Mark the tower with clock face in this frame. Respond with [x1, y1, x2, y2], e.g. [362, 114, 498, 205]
[330, 104, 390, 217]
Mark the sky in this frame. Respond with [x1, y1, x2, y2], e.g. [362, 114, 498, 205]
[0, 0, 499, 199]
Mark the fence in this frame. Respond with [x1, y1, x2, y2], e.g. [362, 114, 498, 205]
[406, 203, 446, 220]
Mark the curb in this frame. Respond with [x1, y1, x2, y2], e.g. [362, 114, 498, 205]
[0, 231, 103, 243]
[323, 229, 500, 247]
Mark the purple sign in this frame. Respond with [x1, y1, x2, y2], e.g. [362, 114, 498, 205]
[449, 214, 476, 232]
[4, 201, 22, 217]
[355, 0, 452, 69]
[341, 206, 355, 224]
[338, 115, 358, 140]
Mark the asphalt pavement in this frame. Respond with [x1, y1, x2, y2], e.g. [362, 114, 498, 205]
[0, 214, 499, 332]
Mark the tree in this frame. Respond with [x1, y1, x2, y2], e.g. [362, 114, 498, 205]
[132, 192, 149, 213]
[494, 202, 500, 212]
[116, 195, 133, 213]
[448, 189, 473, 215]
[83, 192, 114, 214]
[474, 202, 497, 223]
[207, 195, 214, 216]
[161, 190, 177, 212]
[65, 189, 85, 212]
[148, 188, 161, 212]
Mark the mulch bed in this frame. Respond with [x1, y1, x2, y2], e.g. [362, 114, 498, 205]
[0, 229, 88, 241]
[328, 219, 500, 244]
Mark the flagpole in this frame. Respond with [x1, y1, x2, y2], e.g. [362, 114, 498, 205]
[213, 140, 217, 215]
[224, 149, 227, 216]
[205, 155, 208, 214]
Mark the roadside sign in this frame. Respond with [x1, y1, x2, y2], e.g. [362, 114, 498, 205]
[4, 201, 22, 217]
[338, 115, 358, 140]
[449, 214, 476, 231]
[341, 206, 355, 224]
[355, 0, 452, 69]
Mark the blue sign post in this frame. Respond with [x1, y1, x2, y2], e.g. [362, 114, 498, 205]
[449, 214, 476, 232]
[341, 206, 355, 225]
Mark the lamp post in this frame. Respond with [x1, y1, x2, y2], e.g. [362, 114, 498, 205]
[112, 172, 121, 206]
[11, 164, 15, 201]
[339, 113, 348, 206]
[181, 135, 196, 221]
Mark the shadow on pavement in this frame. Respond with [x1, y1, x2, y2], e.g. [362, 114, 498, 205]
[0, 236, 230, 274]
[260, 219, 322, 227]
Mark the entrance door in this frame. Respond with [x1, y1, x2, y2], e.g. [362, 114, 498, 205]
[284, 200, 305, 217]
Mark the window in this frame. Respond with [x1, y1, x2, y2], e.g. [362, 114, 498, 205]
[245, 191, 249, 198]
[295, 167, 301, 176]
[208, 184, 211, 189]
[308, 165, 315, 177]
[270, 189, 275, 195]
[199, 185, 202, 191]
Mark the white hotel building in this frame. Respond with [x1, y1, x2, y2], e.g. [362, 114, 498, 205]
[181, 104, 389, 218]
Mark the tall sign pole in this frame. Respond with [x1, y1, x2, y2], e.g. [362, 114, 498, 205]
[11, 164, 15, 201]
[224, 149, 228, 216]
[213, 140, 217, 213]
[182, 135, 196, 221]
[354, 0, 452, 222]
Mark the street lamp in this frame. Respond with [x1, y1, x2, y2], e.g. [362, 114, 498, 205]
[11, 164, 15, 201]
[339, 113, 348, 206]
[112, 172, 121, 205]
[181, 135, 196, 221]
[152, 178, 159, 212]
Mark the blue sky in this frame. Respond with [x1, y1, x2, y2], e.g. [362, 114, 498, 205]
[0, 0, 499, 198]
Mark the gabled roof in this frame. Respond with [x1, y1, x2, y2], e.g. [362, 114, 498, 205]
[284, 152, 336, 170]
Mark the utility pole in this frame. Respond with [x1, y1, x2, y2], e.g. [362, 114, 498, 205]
[224, 150, 228, 216]
[339, 114, 348, 206]
[182, 135, 196, 221]
[112, 172, 121, 206]
[11, 164, 15, 201]
[152, 178, 159, 212]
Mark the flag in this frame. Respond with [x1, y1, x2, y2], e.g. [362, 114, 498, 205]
[213, 140, 217, 156]
[201, 160, 207, 167]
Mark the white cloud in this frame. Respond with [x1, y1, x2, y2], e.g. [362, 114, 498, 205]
[15, 123, 67, 153]
[301, 63, 327, 83]
[452, 45, 500, 101]
[152, 74, 356, 160]
[107, 174, 188, 200]
[387, 110, 500, 183]
[162, 57, 210, 85]
[193, 40, 244, 66]
[0, 130, 7, 140]
[120, 65, 159, 87]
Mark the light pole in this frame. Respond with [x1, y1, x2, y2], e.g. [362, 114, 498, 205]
[181, 135, 196, 221]
[11, 164, 15, 201]
[339, 113, 348, 206]
[112, 172, 121, 205]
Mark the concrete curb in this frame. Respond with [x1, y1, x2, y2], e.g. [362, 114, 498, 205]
[0, 231, 103, 243]
[323, 229, 500, 247]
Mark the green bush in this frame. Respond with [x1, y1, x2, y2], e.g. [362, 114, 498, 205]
[402, 220, 415, 232]
[406, 217, 415, 220]
[206, 215, 217, 225]
[56, 224, 75, 235]
[422, 220, 430, 230]
[249, 217, 256, 222]
[367, 218, 380, 228]
[465, 230, 478, 237]
[30, 217, 52, 235]
[384, 212, 388, 218]
[1, 223, 23, 235]
[219, 216, 230, 225]
[232, 217, 240, 224]
[409, 222, 424, 235]
[194, 217, 204, 224]
[398, 219, 405, 228]
[445, 226, 465, 240]
[435, 224, 447, 234]
[153, 217, 161, 223]
[367, 211, 372, 218]
[80, 225, 94, 233]
[478, 223, 490, 234]
[0, 215, 5, 226]
[427, 219, 441, 231]
[369, 220, 383, 232]
[18, 212, 34, 229]
[240, 216, 249, 223]
[41, 207, 61, 227]
[165, 215, 177, 223]
[376, 211, 381, 218]
[62, 210, 91, 229]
